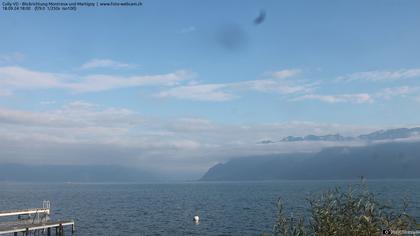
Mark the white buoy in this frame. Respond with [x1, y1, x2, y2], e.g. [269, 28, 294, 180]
[193, 215, 199, 223]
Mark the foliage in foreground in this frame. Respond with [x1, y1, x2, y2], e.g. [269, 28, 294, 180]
[265, 182, 417, 236]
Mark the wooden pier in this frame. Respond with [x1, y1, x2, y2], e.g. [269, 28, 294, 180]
[0, 201, 75, 235]
[0, 220, 75, 235]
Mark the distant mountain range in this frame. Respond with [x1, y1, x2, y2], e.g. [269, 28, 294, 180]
[258, 127, 420, 144]
[201, 141, 420, 181]
[0, 164, 158, 182]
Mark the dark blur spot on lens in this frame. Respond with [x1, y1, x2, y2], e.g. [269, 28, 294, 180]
[216, 24, 248, 52]
[254, 10, 266, 25]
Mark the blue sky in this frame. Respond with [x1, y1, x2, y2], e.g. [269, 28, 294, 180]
[1, 0, 420, 178]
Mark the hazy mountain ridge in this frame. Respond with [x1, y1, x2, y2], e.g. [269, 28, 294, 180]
[201, 141, 420, 181]
[258, 127, 420, 144]
[0, 164, 158, 182]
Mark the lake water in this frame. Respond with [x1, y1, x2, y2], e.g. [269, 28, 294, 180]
[1, 180, 420, 235]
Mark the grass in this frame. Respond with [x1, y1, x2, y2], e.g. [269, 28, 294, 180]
[264, 180, 417, 236]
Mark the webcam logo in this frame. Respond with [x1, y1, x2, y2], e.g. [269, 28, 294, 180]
[382, 229, 392, 235]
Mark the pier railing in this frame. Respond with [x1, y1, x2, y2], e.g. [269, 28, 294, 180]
[0, 201, 75, 235]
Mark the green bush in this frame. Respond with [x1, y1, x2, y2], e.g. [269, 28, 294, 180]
[269, 182, 417, 236]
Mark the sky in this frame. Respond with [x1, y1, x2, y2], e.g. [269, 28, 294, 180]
[1, 0, 420, 179]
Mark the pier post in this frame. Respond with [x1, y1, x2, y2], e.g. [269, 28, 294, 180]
[47, 228, 51, 236]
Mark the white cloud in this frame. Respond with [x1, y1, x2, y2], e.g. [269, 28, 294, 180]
[241, 78, 314, 94]
[0, 101, 139, 130]
[0, 66, 63, 90]
[292, 86, 420, 104]
[305, 86, 420, 103]
[156, 84, 234, 101]
[293, 93, 373, 104]
[80, 59, 135, 69]
[67, 70, 191, 92]
[157, 69, 313, 101]
[269, 69, 301, 79]
[0, 65, 308, 101]
[0, 66, 310, 101]
[375, 86, 420, 100]
[337, 68, 420, 82]
[0, 66, 192, 94]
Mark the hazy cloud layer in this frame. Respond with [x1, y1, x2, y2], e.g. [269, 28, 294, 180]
[0, 103, 386, 179]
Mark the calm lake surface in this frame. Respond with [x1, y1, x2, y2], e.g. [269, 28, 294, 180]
[1, 180, 420, 235]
